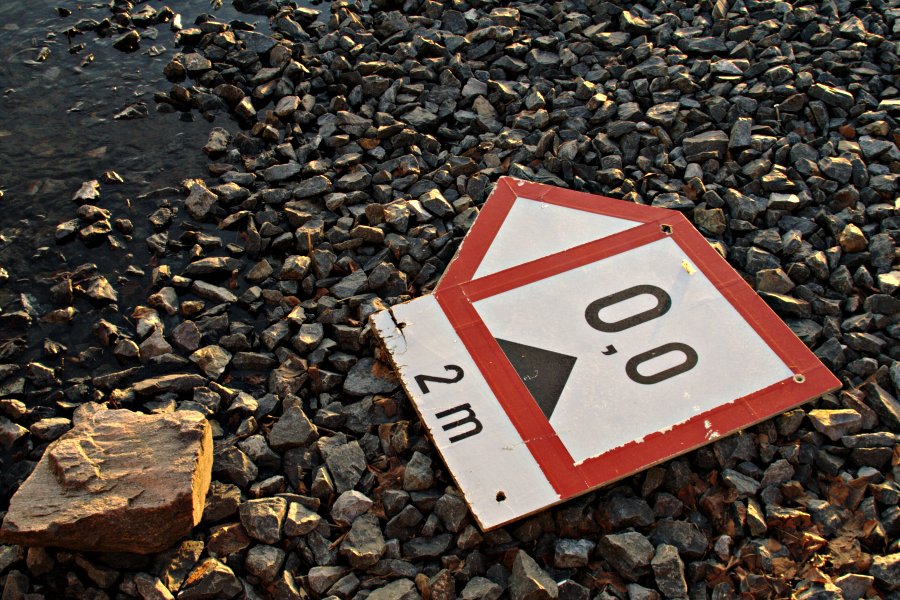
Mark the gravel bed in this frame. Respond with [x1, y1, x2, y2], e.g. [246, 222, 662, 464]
[1, 0, 899, 598]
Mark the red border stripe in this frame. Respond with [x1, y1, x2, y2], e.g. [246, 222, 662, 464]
[434, 201, 841, 498]
[436, 177, 679, 292]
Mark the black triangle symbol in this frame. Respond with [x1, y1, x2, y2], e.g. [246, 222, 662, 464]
[495, 338, 577, 420]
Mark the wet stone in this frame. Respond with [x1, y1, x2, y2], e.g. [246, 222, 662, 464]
[184, 179, 218, 221]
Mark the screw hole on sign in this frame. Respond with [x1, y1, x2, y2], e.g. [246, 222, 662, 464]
[496, 491, 506, 502]
[660, 224, 673, 234]
[793, 374, 806, 383]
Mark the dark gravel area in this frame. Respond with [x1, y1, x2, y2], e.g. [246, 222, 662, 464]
[0, 0, 899, 598]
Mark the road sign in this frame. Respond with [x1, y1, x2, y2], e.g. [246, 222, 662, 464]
[371, 177, 840, 530]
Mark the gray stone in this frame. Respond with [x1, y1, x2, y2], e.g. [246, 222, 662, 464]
[402, 451, 434, 491]
[835, 574, 874, 600]
[262, 162, 301, 183]
[461, 577, 503, 600]
[403, 533, 453, 559]
[133, 374, 206, 396]
[863, 383, 900, 429]
[808, 83, 853, 109]
[184, 180, 218, 220]
[683, 131, 729, 161]
[510, 549, 558, 600]
[339, 514, 386, 569]
[191, 281, 237, 304]
[721, 469, 760, 497]
[160, 539, 204, 593]
[294, 175, 332, 198]
[28, 417, 70, 442]
[239, 30, 277, 54]
[203, 482, 241, 523]
[73, 180, 100, 204]
[870, 553, 900, 590]
[554, 539, 594, 568]
[652, 544, 688, 598]
[403, 106, 439, 128]
[238, 498, 287, 544]
[645, 102, 680, 127]
[178, 558, 242, 599]
[808, 409, 862, 441]
[599, 496, 654, 528]
[678, 37, 727, 53]
[244, 545, 285, 583]
[323, 440, 367, 493]
[189, 346, 231, 380]
[434, 492, 469, 532]
[343, 358, 398, 396]
[268, 404, 318, 451]
[650, 520, 708, 558]
[331, 490, 373, 526]
[134, 573, 175, 600]
[626, 583, 660, 600]
[368, 578, 419, 600]
[283, 502, 322, 537]
[598, 532, 653, 582]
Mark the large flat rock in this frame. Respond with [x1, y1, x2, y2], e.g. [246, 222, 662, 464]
[0, 409, 213, 554]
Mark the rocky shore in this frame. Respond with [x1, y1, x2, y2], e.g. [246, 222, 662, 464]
[0, 0, 899, 598]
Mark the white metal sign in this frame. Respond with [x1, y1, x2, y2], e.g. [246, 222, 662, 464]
[371, 177, 840, 530]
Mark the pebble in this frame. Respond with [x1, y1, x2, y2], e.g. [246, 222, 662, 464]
[238, 498, 287, 544]
[510, 549, 558, 600]
[651, 544, 688, 599]
[339, 514, 386, 569]
[598, 532, 654, 581]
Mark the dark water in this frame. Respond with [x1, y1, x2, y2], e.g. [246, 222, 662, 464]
[0, 1, 304, 380]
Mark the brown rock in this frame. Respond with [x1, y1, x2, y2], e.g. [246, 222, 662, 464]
[0, 410, 213, 554]
[133, 373, 207, 396]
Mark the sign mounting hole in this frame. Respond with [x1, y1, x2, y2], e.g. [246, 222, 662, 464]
[496, 491, 506, 502]
[793, 374, 806, 384]
[660, 224, 673, 234]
